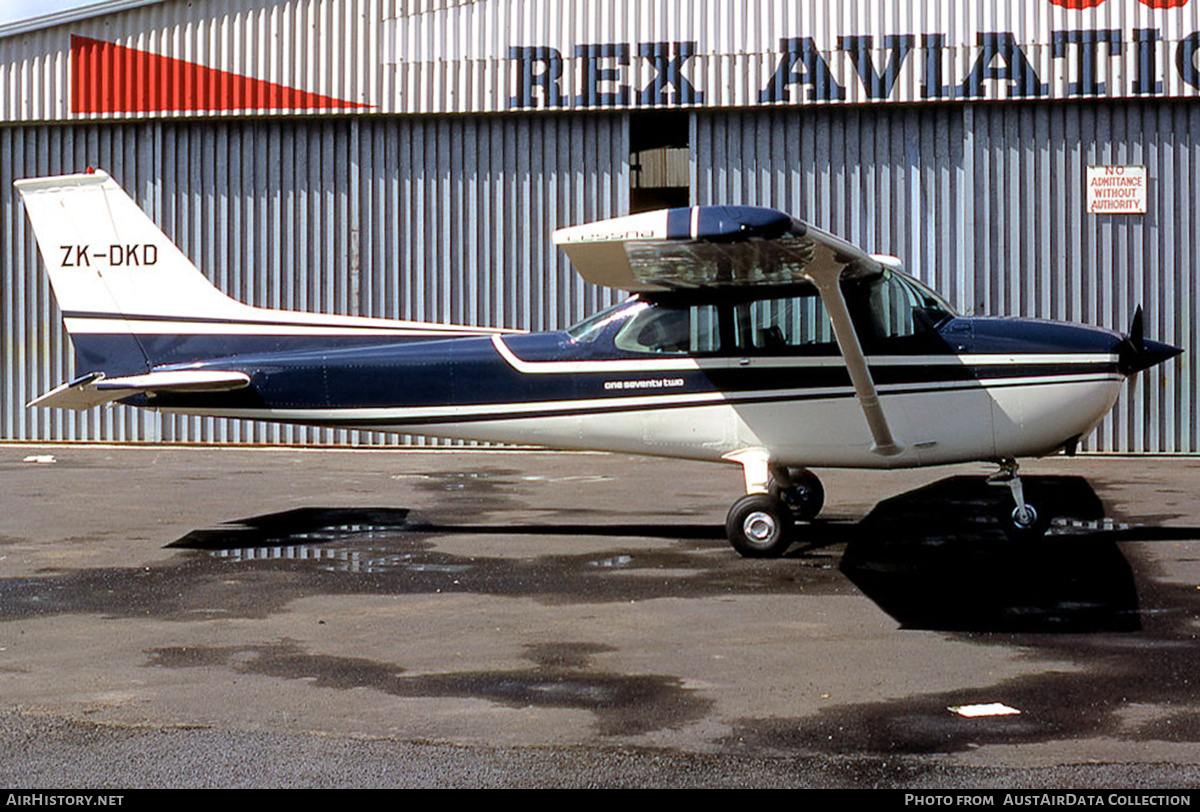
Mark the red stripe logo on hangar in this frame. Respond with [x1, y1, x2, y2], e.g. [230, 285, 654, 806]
[70, 35, 371, 114]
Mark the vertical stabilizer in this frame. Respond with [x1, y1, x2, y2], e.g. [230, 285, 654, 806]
[16, 169, 514, 381]
[16, 170, 249, 375]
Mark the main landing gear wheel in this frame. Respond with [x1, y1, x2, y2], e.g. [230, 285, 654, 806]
[726, 493, 794, 558]
[772, 468, 825, 522]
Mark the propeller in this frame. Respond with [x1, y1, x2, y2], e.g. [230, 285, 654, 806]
[1116, 305, 1182, 376]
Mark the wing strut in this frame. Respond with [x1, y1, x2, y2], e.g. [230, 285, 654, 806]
[809, 271, 904, 457]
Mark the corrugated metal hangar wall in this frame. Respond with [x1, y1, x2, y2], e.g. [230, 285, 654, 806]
[1, 115, 631, 444]
[0, 0, 1197, 452]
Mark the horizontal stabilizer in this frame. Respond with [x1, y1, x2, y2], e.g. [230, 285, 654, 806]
[29, 369, 251, 410]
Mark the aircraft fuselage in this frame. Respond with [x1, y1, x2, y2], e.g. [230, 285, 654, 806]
[143, 298, 1145, 470]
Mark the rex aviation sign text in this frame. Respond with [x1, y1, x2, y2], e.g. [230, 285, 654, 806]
[389, 0, 1200, 112]
[502, 33, 1200, 109]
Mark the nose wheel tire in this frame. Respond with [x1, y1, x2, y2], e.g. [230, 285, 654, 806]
[998, 502, 1051, 542]
[726, 494, 793, 558]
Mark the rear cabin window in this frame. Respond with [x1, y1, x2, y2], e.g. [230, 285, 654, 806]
[614, 303, 722, 354]
[736, 291, 837, 353]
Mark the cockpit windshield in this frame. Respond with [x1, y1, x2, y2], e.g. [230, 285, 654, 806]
[566, 300, 643, 343]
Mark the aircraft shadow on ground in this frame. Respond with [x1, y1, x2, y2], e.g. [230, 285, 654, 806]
[167, 507, 418, 549]
[167, 507, 726, 549]
[166, 476, 1200, 634]
[835, 475, 1200, 634]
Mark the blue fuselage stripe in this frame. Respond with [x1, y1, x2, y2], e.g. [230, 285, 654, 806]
[138, 332, 1119, 416]
[83, 309, 1129, 429]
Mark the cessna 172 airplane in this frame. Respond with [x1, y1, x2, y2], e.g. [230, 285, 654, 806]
[15, 169, 1181, 557]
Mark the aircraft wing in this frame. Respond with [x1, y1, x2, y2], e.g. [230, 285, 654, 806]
[551, 206, 884, 291]
[554, 206, 903, 456]
[28, 370, 251, 410]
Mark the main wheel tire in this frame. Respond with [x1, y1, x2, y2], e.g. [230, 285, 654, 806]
[998, 502, 1052, 542]
[780, 468, 825, 522]
[726, 493, 794, 558]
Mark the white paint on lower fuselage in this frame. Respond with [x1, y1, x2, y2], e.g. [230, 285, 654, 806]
[160, 375, 1125, 469]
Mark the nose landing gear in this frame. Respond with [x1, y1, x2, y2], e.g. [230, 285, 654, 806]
[989, 458, 1052, 541]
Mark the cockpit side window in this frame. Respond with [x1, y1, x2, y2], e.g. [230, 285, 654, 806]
[605, 269, 955, 357]
[844, 270, 955, 353]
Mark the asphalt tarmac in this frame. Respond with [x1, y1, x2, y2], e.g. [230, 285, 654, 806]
[2, 445, 1199, 788]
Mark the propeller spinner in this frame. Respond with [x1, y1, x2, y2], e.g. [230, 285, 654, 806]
[1116, 306, 1182, 375]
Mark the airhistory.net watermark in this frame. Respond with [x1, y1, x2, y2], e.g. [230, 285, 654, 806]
[6, 797, 123, 807]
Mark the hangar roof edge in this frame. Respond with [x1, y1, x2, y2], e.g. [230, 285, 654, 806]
[0, 0, 165, 39]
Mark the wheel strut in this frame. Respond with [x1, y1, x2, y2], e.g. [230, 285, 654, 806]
[988, 458, 1050, 540]
[989, 458, 1033, 525]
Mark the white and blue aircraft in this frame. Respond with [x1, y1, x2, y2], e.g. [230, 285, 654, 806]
[15, 169, 1180, 557]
